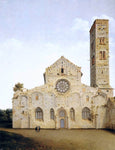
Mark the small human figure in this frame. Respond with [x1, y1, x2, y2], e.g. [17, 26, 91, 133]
[35, 126, 37, 131]
[35, 126, 40, 132]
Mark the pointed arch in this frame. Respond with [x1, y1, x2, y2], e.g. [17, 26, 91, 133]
[50, 108, 55, 120]
[59, 109, 66, 117]
[70, 108, 75, 121]
[35, 107, 43, 120]
[82, 107, 90, 120]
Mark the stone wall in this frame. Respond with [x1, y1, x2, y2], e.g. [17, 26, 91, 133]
[106, 97, 115, 130]
[12, 18, 114, 129]
[12, 81, 109, 129]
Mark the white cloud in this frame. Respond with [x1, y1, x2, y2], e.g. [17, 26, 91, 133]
[0, 38, 24, 63]
[0, 38, 23, 52]
[110, 37, 115, 58]
[44, 42, 62, 53]
[91, 14, 113, 22]
[71, 18, 90, 32]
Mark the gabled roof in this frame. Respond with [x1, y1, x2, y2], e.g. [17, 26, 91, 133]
[46, 56, 81, 71]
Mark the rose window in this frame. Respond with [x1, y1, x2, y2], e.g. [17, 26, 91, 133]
[56, 79, 69, 93]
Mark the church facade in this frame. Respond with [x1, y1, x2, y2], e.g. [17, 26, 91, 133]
[12, 19, 115, 129]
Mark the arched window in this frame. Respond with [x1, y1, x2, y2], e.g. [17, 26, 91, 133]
[82, 107, 90, 120]
[61, 68, 64, 73]
[21, 96, 27, 107]
[99, 37, 105, 45]
[99, 51, 106, 60]
[50, 108, 54, 120]
[35, 107, 43, 120]
[70, 108, 75, 120]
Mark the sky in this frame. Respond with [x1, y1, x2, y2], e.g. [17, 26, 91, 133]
[0, 0, 115, 109]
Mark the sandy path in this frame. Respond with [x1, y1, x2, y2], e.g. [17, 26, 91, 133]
[0, 128, 115, 150]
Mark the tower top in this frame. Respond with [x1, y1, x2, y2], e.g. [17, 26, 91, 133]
[90, 19, 109, 33]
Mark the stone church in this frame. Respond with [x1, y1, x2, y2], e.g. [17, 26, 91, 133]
[12, 19, 115, 129]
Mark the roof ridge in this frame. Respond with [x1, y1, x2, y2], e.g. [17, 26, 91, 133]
[47, 56, 81, 69]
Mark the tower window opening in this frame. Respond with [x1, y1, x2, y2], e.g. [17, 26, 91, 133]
[99, 51, 106, 60]
[61, 68, 64, 73]
[103, 51, 106, 60]
[99, 37, 105, 45]
[99, 51, 102, 60]
[92, 56, 95, 65]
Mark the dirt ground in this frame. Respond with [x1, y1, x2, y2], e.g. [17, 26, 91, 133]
[0, 128, 115, 150]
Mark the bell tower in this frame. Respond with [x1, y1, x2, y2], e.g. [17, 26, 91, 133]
[90, 19, 113, 97]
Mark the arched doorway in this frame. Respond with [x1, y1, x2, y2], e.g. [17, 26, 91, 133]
[58, 108, 67, 129]
[60, 119, 64, 128]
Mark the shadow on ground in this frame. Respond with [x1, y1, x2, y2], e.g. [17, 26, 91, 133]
[0, 128, 115, 150]
[0, 122, 12, 128]
[105, 129, 115, 134]
[0, 130, 51, 150]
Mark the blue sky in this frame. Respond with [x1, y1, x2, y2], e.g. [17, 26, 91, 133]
[0, 0, 115, 109]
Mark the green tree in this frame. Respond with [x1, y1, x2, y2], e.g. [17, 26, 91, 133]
[0, 109, 12, 128]
[6, 109, 12, 122]
[0, 109, 7, 122]
[13, 82, 23, 92]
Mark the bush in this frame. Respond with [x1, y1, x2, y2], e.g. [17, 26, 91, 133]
[0, 109, 12, 128]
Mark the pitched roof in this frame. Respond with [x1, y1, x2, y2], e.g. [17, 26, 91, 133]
[47, 56, 81, 70]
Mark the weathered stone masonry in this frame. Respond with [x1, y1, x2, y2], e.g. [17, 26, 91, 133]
[12, 19, 115, 130]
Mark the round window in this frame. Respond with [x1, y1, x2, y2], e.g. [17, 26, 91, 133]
[56, 79, 69, 93]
